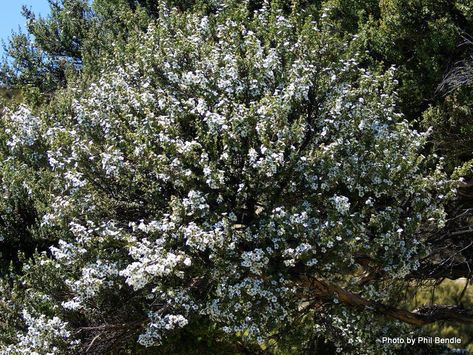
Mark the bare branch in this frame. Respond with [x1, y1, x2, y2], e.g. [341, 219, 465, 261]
[309, 278, 473, 326]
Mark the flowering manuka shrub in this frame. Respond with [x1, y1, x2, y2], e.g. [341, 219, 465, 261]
[0, 1, 458, 354]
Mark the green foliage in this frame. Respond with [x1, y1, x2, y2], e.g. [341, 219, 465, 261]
[321, 0, 473, 120]
[0, 0, 471, 354]
[0, 0, 159, 98]
[0, 0, 91, 93]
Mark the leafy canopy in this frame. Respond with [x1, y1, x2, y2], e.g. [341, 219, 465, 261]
[0, 0, 468, 354]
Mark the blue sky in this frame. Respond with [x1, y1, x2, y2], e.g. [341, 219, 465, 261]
[0, 1, 51, 56]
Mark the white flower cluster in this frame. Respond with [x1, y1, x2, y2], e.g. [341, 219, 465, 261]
[182, 190, 209, 216]
[3, 311, 78, 355]
[138, 314, 189, 347]
[2, 105, 41, 151]
[120, 243, 191, 290]
[66, 260, 120, 299]
[332, 195, 351, 214]
[240, 249, 269, 275]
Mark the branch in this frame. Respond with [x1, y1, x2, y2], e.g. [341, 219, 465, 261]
[310, 279, 473, 326]
[457, 180, 473, 189]
[411, 263, 472, 280]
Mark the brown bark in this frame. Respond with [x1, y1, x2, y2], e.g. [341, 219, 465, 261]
[309, 278, 473, 326]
